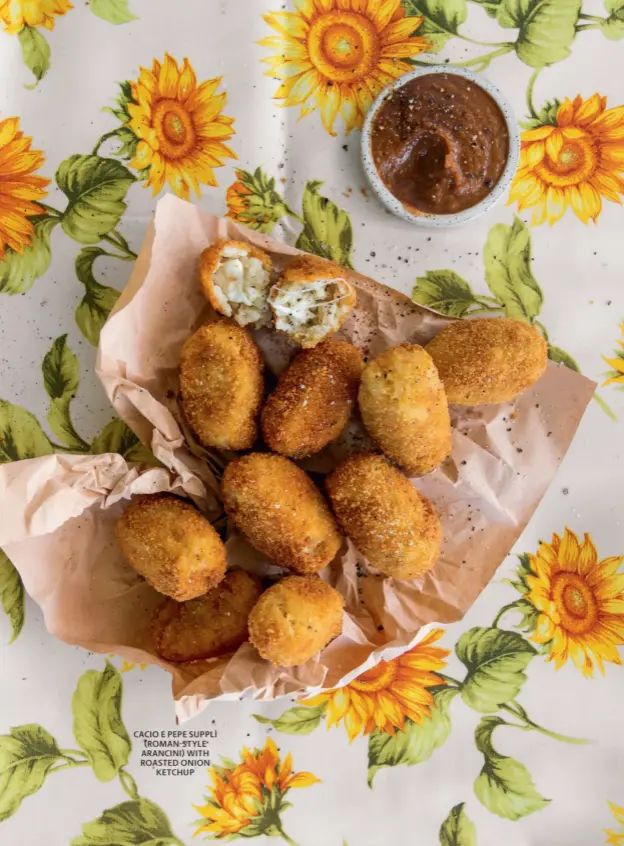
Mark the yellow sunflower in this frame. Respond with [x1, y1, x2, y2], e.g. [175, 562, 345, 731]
[0, 0, 72, 35]
[606, 802, 624, 846]
[304, 628, 449, 741]
[603, 322, 624, 388]
[126, 54, 236, 200]
[226, 173, 254, 224]
[0, 115, 49, 259]
[260, 0, 431, 136]
[525, 529, 624, 677]
[509, 93, 624, 226]
[193, 738, 318, 839]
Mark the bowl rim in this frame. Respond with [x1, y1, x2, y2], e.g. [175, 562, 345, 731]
[360, 65, 521, 228]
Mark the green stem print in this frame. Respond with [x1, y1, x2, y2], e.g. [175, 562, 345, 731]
[412, 215, 616, 419]
[0, 661, 184, 845]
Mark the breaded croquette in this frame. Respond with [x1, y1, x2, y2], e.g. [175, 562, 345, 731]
[358, 343, 451, 475]
[199, 239, 273, 328]
[248, 574, 344, 666]
[425, 317, 548, 405]
[151, 570, 263, 662]
[261, 340, 364, 459]
[268, 254, 356, 348]
[180, 319, 264, 451]
[326, 454, 441, 580]
[116, 494, 226, 601]
[221, 453, 342, 574]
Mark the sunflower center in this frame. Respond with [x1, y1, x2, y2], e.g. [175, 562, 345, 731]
[350, 659, 398, 693]
[536, 135, 597, 188]
[308, 11, 379, 83]
[552, 572, 598, 635]
[153, 99, 196, 160]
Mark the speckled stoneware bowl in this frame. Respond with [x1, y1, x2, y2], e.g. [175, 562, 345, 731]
[361, 66, 520, 228]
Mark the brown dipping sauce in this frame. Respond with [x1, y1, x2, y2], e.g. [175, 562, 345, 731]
[370, 73, 509, 216]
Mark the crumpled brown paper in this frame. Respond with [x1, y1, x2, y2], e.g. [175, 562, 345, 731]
[0, 195, 596, 724]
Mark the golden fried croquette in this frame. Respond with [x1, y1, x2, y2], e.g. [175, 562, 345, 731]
[115, 494, 226, 601]
[268, 254, 356, 348]
[198, 239, 273, 328]
[261, 340, 364, 459]
[358, 343, 451, 475]
[180, 319, 264, 451]
[221, 453, 342, 574]
[326, 454, 441, 580]
[248, 574, 344, 666]
[151, 570, 263, 662]
[425, 317, 548, 405]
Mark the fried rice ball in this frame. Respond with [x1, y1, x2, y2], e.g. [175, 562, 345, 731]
[248, 574, 344, 666]
[326, 454, 441, 580]
[180, 319, 264, 451]
[115, 494, 226, 601]
[198, 239, 273, 328]
[268, 254, 356, 348]
[261, 340, 364, 459]
[358, 343, 452, 475]
[151, 570, 263, 663]
[221, 453, 342, 574]
[425, 317, 548, 406]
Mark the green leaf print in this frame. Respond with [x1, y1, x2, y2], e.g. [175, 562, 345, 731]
[72, 661, 131, 782]
[483, 217, 543, 322]
[42, 335, 89, 452]
[439, 802, 477, 846]
[295, 180, 354, 269]
[72, 798, 183, 846]
[547, 344, 580, 372]
[0, 725, 64, 821]
[412, 270, 494, 317]
[602, 0, 624, 39]
[0, 216, 58, 295]
[403, 0, 468, 52]
[229, 167, 299, 233]
[253, 704, 327, 735]
[0, 550, 25, 644]
[473, 716, 550, 819]
[90, 419, 156, 465]
[367, 687, 457, 786]
[74, 247, 122, 345]
[497, 0, 582, 68]
[466, 0, 501, 18]
[89, 0, 138, 24]
[17, 26, 50, 88]
[456, 627, 537, 713]
[56, 155, 136, 245]
[0, 400, 53, 462]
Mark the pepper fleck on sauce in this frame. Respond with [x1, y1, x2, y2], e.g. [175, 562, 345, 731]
[370, 73, 510, 215]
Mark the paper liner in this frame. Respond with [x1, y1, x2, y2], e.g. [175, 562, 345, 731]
[0, 195, 596, 723]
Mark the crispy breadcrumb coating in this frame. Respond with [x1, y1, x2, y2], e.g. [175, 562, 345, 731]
[151, 570, 263, 662]
[115, 493, 226, 601]
[261, 340, 364, 459]
[326, 453, 441, 580]
[248, 574, 344, 666]
[358, 343, 451, 475]
[425, 317, 548, 405]
[180, 319, 264, 451]
[221, 453, 342, 574]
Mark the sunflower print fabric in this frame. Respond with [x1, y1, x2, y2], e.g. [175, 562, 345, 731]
[1, 0, 624, 844]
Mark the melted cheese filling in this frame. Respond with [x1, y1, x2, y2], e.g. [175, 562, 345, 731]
[212, 246, 271, 327]
[271, 279, 351, 343]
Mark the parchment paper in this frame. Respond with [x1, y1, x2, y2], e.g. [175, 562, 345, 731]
[0, 195, 596, 724]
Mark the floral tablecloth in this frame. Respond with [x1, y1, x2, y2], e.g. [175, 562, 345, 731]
[1, 1, 624, 844]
